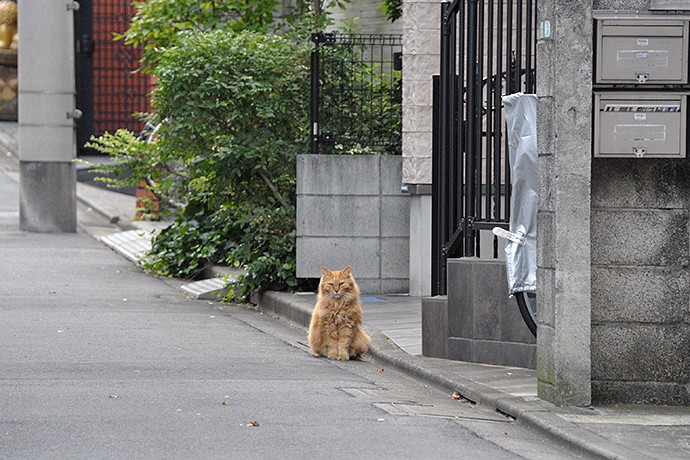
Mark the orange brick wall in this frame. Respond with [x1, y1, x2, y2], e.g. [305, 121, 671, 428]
[92, 0, 150, 135]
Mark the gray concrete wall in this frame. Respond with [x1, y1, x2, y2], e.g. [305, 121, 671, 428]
[536, 0, 593, 406]
[296, 154, 409, 294]
[591, 159, 690, 405]
[422, 258, 536, 369]
[586, 0, 690, 405]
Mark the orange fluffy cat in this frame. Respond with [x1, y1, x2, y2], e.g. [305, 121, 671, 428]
[308, 267, 370, 360]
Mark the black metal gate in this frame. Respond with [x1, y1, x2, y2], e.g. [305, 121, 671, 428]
[432, 0, 537, 295]
[311, 33, 403, 155]
[74, 0, 94, 155]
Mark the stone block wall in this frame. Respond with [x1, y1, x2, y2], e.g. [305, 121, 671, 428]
[296, 154, 410, 294]
[402, 0, 438, 185]
[586, 0, 690, 405]
[591, 159, 690, 405]
[422, 258, 536, 368]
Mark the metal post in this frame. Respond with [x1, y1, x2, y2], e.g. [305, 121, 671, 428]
[463, 0, 479, 257]
[310, 33, 320, 155]
[431, 75, 440, 296]
[436, 0, 452, 295]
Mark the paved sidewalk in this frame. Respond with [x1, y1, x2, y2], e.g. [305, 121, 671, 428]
[2, 122, 690, 459]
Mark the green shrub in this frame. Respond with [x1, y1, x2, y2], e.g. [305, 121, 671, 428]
[151, 30, 309, 295]
[122, 0, 344, 71]
[87, 2, 401, 298]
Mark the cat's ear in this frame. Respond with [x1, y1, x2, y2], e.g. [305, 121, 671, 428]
[321, 267, 331, 277]
[343, 266, 352, 276]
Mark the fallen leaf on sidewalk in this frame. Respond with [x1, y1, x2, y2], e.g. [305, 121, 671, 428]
[247, 421, 260, 427]
[377, 369, 385, 373]
[109, 395, 119, 399]
[221, 401, 228, 406]
[451, 392, 470, 403]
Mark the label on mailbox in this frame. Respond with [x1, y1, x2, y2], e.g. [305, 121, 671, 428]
[603, 104, 681, 112]
[616, 49, 669, 68]
[614, 124, 666, 142]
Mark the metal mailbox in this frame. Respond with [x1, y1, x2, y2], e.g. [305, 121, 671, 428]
[594, 12, 690, 85]
[594, 91, 688, 158]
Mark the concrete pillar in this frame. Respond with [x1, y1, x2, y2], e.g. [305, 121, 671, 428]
[535, 0, 593, 406]
[402, 0, 438, 296]
[18, 1, 78, 232]
[408, 187, 432, 297]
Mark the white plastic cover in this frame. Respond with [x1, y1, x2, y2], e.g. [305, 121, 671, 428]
[501, 93, 538, 295]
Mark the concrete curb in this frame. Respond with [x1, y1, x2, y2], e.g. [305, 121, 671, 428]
[76, 184, 137, 232]
[254, 290, 647, 460]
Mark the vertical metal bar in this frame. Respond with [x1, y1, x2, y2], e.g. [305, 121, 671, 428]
[432, 75, 441, 296]
[474, 0, 485, 258]
[503, 0, 510, 221]
[516, 0, 524, 92]
[494, 0, 504, 223]
[485, 0, 494, 225]
[506, 0, 514, 93]
[437, 0, 452, 295]
[455, 1, 464, 257]
[464, 0, 478, 257]
[310, 33, 320, 155]
[525, 0, 534, 91]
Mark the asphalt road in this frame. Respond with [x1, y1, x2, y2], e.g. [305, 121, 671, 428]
[0, 173, 585, 459]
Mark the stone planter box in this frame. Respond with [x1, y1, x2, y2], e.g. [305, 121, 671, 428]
[422, 258, 536, 369]
[296, 154, 409, 293]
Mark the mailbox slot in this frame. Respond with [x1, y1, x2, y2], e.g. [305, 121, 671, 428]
[595, 12, 690, 85]
[594, 92, 688, 158]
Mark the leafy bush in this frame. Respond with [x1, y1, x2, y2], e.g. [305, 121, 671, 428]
[121, 0, 345, 71]
[154, 30, 308, 295]
[88, 1, 402, 298]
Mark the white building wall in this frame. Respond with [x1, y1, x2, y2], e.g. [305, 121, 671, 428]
[328, 0, 404, 34]
[401, 0, 437, 185]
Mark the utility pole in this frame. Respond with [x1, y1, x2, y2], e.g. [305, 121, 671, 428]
[18, 0, 79, 232]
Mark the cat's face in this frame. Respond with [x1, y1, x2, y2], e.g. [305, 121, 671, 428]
[320, 267, 355, 299]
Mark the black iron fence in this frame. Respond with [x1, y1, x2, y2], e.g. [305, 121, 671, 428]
[311, 32, 403, 155]
[432, 0, 537, 295]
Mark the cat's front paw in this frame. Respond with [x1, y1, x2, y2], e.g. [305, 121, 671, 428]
[327, 351, 349, 360]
